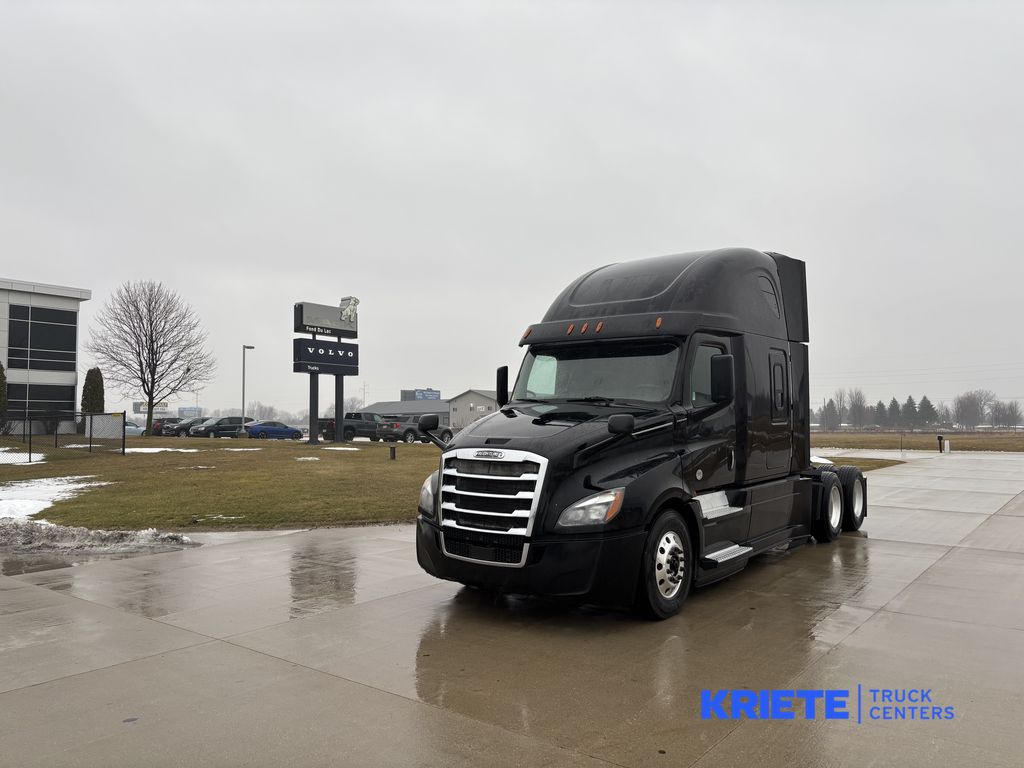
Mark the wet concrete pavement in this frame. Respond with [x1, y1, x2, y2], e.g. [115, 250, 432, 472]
[2, 451, 1023, 767]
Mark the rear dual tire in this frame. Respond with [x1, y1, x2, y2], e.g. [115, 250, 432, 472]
[836, 466, 867, 531]
[814, 471, 844, 542]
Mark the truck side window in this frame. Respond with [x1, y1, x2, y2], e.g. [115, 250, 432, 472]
[769, 349, 789, 422]
[690, 344, 723, 406]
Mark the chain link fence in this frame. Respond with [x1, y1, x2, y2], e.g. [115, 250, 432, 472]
[0, 412, 126, 465]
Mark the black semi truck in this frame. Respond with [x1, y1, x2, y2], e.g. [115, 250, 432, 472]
[415, 247, 867, 618]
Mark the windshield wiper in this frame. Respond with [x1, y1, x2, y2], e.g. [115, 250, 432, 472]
[566, 397, 650, 408]
[511, 397, 549, 404]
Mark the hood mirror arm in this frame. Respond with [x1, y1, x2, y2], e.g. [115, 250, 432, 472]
[416, 414, 450, 451]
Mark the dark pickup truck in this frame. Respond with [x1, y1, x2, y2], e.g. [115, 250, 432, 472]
[379, 415, 454, 444]
[318, 412, 385, 441]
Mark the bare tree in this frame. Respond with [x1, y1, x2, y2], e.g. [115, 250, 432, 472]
[88, 281, 216, 433]
[1007, 401, 1022, 431]
[936, 402, 953, 426]
[833, 389, 848, 425]
[953, 391, 988, 430]
[247, 401, 279, 420]
[847, 388, 867, 429]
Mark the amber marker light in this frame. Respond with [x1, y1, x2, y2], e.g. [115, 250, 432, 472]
[655, 317, 663, 329]
[595, 321, 604, 333]
[522, 328, 532, 339]
[566, 323, 575, 335]
[580, 322, 589, 334]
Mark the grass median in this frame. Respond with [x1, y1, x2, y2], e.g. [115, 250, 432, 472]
[812, 431, 1024, 452]
[2, 436, 441, 531]
[1, 434, 902, 532]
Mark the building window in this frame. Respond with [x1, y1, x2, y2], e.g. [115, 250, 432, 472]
[5, 383, 76, 414]
[7, 304, 78, 371]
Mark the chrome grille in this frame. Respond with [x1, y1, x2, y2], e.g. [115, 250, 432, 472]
[439, 448, 547, 568]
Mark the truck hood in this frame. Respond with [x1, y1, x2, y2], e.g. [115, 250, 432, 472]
[450, 403, 666, 462]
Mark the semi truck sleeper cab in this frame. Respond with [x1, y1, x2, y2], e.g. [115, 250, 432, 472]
[415, 247, 867, 618]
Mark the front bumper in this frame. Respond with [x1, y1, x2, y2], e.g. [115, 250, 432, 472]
[416, 517, 644, 607]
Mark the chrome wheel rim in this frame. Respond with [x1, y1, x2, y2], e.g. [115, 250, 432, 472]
[829, 485, 843, 529]
[852, 481, 864, 519]
[655, 531, 685, 599]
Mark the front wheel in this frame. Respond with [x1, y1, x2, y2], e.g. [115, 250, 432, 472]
[257, 432, 267, 440]
[636, 510, 693, 620]
[343, 429, 355, 441]
[403, 431, 417, 444]
[208, 432, 216, 439]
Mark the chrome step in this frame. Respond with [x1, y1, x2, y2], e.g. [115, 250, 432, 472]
[693, 491, 745, 521]
[701, 543, 753, 567]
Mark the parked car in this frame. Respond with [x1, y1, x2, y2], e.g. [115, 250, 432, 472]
[124, 421, 147, 437]
[166, 416, 209, 437]
[189, 416, 254, 438]
[151, 417, 182, 436]
[245, 420, 303, 440]
[379, 415, 453, 444]
[319, 412, 385, 441]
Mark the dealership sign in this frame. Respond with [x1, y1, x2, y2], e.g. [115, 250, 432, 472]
[294, 298, 358, 338]
[292, 338, 359, 376]
[700, 686, 955, 723]
[133, 401, 169, 414]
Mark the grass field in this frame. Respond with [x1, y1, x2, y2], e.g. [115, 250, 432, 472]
[0, 434, 906, 531]
[812, 431, 1024, 452]
[1, 436, 440, 531]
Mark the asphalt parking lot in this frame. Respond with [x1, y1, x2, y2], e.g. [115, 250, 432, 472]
[2, 450, 1023, 767]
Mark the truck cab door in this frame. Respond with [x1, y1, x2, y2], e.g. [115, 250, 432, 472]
[680, 333, 738, 494]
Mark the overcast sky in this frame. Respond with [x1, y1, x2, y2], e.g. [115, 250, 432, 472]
[2, 1, 1022, 417]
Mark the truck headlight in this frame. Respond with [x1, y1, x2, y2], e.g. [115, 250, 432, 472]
[556, 488, 625, 528]
[419, 471, 438, 518]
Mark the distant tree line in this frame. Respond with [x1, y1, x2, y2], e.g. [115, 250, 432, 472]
[815, 388, 1021, 431]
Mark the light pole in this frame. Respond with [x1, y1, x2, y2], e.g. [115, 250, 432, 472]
[242, 345, 255, 435]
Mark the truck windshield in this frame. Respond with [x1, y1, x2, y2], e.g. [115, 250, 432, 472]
[512, 341, 680, 404]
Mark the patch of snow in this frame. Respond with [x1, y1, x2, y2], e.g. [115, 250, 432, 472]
[62, 444, 93, 449]
[323, 447, 360, 452]
[193, 514, 245, 521]
[295, 456, 320, 461]
[222, 448, 262, 452]
[178, 465, 216, 470]
[122, 447, 201, 454]
[0, 451, 46, 464]
[0, 519, 197, 552]
[0, 476, 111, 520]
